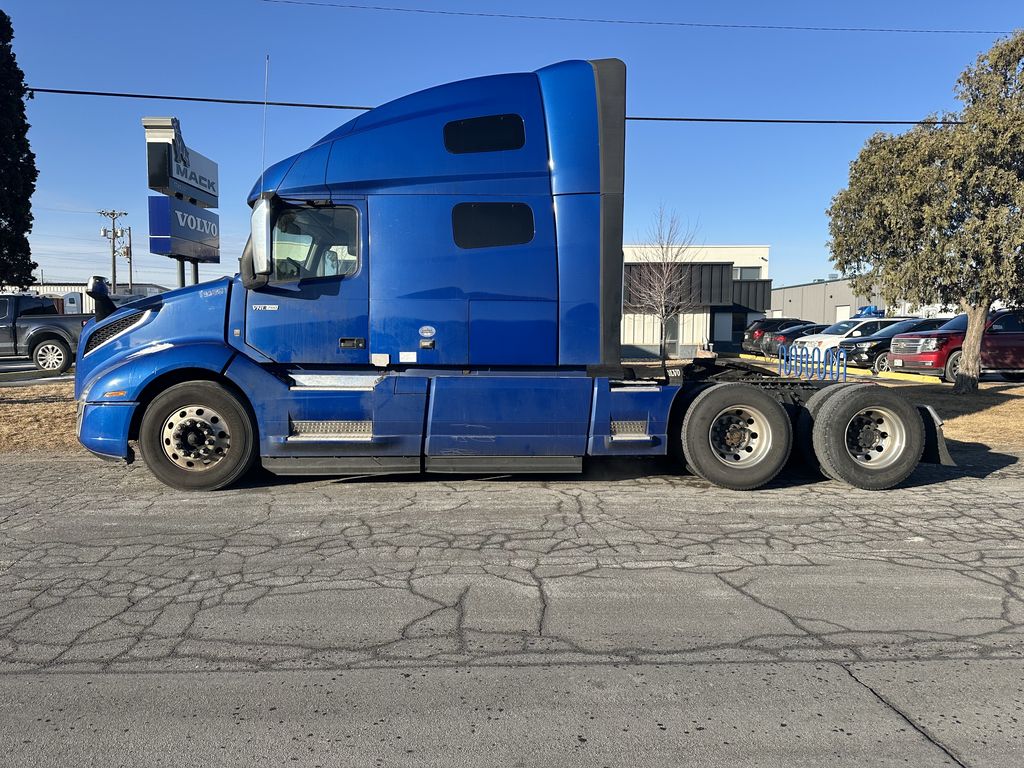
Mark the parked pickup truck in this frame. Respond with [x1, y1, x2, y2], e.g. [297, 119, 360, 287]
[889, 309, 1024, 383]
[0, 294, 90, 373]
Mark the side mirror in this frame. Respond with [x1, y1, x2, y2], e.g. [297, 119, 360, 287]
[851, 330, 862, 337]
[85, 275, 117, 322]
[251, 194, 274, 276]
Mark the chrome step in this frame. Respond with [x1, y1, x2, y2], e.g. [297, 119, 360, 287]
[287, 420, 374, 442]
[608, 419, 653, 443]
[289, 374, 383, 391]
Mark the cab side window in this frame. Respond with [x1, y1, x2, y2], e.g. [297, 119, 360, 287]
[271, 206, 359, 283]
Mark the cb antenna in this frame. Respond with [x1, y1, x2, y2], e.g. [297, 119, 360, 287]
[260, 54, 270, 196]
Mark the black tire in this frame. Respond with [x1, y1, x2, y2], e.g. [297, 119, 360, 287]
[139, 381, 256, 491]
[681, 383, 792, 490]
[795, 383, 870, 478]
[943, 350, 962, 384]
[872, 352, 892, 375]
[32, 338, 72, 374]
[811, 385, 924, 490]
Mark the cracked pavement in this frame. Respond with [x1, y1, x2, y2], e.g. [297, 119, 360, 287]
[1, 448, 1022, 766]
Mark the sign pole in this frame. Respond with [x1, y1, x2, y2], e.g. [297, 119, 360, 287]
[177, 258, 185, 288]
[191, 260, 199, 285]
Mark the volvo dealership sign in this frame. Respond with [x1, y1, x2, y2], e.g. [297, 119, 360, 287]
[148, 196, 220, 263]
[144, 117, 220, 270]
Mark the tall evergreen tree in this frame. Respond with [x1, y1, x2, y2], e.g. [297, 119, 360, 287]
[0, 10, 38, 290]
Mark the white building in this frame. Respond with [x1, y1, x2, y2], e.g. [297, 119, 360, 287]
[621, 245, 771, 358]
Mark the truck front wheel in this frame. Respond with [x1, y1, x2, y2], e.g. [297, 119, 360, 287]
[32, 339, 72, 374]
[681, 383, 792, 490]
[139, 381, 256, 491]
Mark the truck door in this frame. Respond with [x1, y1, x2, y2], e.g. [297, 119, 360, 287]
[0, 298, 12, 356]
[245, 199, 369, 365]
[982, 312, 1024, 370]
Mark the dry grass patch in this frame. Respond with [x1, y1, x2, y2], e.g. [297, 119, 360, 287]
[888, 381, 1024, 448]
[0, 382, 81, 453]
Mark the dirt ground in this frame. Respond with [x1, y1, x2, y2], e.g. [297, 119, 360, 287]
[2, 378, 1022, 455]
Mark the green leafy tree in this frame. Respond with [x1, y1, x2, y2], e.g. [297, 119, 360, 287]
[0, 10, 37, 290]
[828, 32, 1024, 394]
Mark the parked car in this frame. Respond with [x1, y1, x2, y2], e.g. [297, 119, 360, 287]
[889, 309, 1024, 383]
[838, 317, 948, 373]
[741, 317, 807, 354]
[762, 323, 828, 358]
[792, 317, 907, 362]
[0, 294, 91, 373]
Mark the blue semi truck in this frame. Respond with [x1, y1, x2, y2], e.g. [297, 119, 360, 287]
[74, 58, 952, 492]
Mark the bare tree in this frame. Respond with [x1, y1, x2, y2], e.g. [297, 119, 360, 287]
[624, 206, 698, 360]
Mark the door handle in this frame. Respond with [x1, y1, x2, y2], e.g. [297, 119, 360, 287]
[339, 337, 366, 349]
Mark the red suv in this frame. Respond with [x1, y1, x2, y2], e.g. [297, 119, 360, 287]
[889, 309, 1024, 383]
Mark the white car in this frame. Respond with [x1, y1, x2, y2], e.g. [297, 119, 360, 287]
[791, 318, 905, 361]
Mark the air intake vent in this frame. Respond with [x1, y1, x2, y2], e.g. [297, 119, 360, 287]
[84, 311, 145, 355]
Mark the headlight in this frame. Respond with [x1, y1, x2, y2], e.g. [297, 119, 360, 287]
[855, 342, 873, 349]
[921, 336, 948, 352]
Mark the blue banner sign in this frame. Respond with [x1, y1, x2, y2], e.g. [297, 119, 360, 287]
[777, 344, 848, 381]
[148, 196, 220, 264]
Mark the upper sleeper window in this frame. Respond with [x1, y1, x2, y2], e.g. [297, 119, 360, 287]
[452, 203, 534, 249]
[444, 114, 525, 154]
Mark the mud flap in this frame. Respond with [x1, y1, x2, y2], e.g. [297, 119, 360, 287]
[918, 405, 956, 466]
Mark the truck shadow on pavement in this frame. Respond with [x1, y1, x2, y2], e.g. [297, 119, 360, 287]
[233, 439, 1017, 492]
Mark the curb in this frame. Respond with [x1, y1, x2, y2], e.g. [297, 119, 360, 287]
[737, 354, 943, 384]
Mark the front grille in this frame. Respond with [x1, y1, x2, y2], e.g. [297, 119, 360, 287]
[891, 338, 925, 355]
[84, 311, 144, 355]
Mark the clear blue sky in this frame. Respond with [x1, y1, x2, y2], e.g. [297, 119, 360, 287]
[6, 0, 1019, 288]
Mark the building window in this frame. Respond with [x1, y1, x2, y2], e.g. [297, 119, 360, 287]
[733, 266, 761, 280]
[444, 114, 526, 154]
[452, 202, 534, 249]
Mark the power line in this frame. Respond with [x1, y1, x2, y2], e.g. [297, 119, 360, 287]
[259, 0, 1007, 35]
[26, 86, 965, 126]
[28, 87, 371, 111]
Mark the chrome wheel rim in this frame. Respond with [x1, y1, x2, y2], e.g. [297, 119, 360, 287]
[950, 355, 961, 378]
[708, 405, 773, 467]
[844, 406, 906, 470]
[160, 404, 231, 471]
[875, 353, 891, 373]
[36, 344, 65, 370]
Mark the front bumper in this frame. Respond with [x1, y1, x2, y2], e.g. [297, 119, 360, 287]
[842, 349, 876, 368]
[77, 401, 135, 461]
[888, 352, 945, 374]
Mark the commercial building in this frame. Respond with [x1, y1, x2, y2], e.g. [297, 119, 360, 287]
[621, 245, 772, 358]
[770, 276, 885, 325]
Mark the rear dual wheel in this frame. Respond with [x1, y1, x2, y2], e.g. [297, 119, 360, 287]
[811, 385, 924, 490]
[681, 383, 792, 490]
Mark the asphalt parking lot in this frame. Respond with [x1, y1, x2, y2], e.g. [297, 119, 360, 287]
[1, 447, 1022, 767]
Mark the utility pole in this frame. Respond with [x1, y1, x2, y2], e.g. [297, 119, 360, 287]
[118, 226, 134, 294]
[98, 210, 127, 294]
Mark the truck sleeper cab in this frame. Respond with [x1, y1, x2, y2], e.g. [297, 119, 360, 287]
[75, 59, 951, 493]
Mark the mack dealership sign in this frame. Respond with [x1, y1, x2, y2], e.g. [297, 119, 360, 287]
[144, 117, 220, 266]
[148, 196, 220, 263]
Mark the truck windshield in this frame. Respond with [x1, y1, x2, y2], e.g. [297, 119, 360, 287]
[271, 206, 358, 282]
[821, 320, 858, 335]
